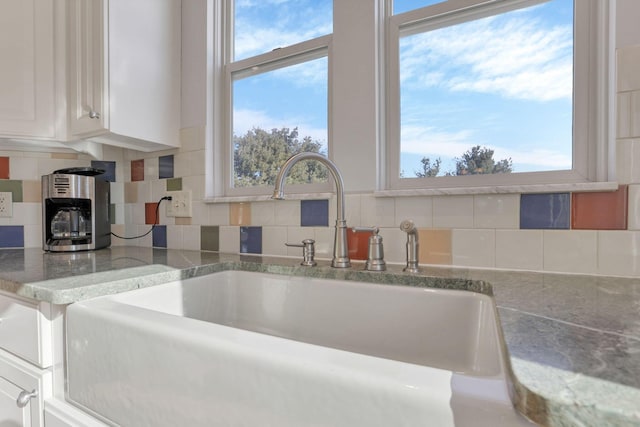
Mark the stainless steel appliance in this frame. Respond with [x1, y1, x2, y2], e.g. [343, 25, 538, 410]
[42, 167, 111, 252]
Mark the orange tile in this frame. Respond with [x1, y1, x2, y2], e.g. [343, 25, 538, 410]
[229, 202, 251, 225]
[418, 229, 452, 265]
[131, 159, 145, 182]
[145, 202, 159, 225]
[0, 157, 8, 179]
[572, 186, 628, 230]
[347, 228, 370, 260]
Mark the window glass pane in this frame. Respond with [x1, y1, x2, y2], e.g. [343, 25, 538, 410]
[399, 0, 573, 178]
[234, 0, 333, 61]
[394, 0, 445, 15]
[232, 57, 328, 188]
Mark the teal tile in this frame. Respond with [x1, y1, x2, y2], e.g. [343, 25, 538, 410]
[166, 177, 182, 191]
[200, 226, 219, 251]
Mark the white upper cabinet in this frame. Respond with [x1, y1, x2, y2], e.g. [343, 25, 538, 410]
[0, 0, 58, 140]
[67, 0, 182, 151]
[0, 0, 181, 152]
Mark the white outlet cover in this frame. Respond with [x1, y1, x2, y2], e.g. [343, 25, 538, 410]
[0, 192, 13, 217]
[165, 191, 192, 218]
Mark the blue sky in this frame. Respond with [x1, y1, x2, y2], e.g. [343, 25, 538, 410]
[232, 0, 574, 177]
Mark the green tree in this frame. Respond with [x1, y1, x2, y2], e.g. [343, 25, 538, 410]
[454, 145, 512, 175]
[415, 157, 441, 177]
[233, 127, 327, 187]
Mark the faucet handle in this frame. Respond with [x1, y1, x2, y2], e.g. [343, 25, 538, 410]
[285, 239, 317, 267]
[351, 227, 386, 271]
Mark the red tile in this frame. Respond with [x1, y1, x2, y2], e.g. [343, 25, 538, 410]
[131, 159, 145, 182]
[347, 228, 371, 261]
[0, 157, 9, 179]
[571, 185, 628, 230]
[145, 202, 159, 225]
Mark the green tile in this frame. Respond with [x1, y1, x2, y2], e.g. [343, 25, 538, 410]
[0, 180, 23, 202]
[200, 226, 219, 251]
[166, 177, 182, 191]
[110, 204, 116, 225]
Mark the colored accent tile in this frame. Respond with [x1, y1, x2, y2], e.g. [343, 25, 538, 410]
[51, 153, 78, 160]
[230, 203, 251, 226]
[124, 182, 138, 203]
[301, 199, 329, 227]
[0, 180, 23, 203]
[201, 226, 220, 251]
[109, 204, 116, 225]
[175, 217, 191, 226]
[145, 202, 159, 225]
[419, 229, 452, 265]
[240, 226, 262, 254]
[166, 177, 182, 191]
[520, 193, 570, 229]
[21, 180, 41, 203]
[0, 225, 24, 247]
[0, 157, 9, 179]
[131, 159, 145, 182]
[347, 228, 370, 261]
[159, 155, 174, 179]
[91, 160, 116, 182]
[152, 225, 167, 248]
[572, 186, 628, 230]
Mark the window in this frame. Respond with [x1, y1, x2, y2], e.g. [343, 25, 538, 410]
[219, 0, 333, 197]
[385, 0, 614, 190]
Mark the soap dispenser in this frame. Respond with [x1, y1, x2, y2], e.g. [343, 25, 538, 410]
[352, 227, 386, 271]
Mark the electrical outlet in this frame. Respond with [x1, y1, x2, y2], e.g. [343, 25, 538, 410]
[0, 192, 12, 218]
[165, 191, 192, 218]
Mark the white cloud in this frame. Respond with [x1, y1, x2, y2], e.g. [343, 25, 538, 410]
[400, 10, 573, 102]
[233, 108, 327, 145]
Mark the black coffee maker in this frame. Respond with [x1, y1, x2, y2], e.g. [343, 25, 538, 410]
[42, 167, 111, 252]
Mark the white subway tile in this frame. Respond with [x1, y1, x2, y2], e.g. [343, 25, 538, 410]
[618, 45, 640, 92]
[543, 230, 597, 274]
[395, 196, 433, 228]
[251, 201, 276, 226]
[474, 194, 519, 229]
[618, 92, 632, 138]
[495, 230, 543, 271]
[631, 91, 640, 138]
[628, 184, 640, 230]
[452, 229, 495, 268]
[616, 139, 640, 184]
[219, 226, 239, 253]
[433, 196, 474, 228]
[262, 226, 288, 257]
[274, 200, 300, 226]
[360, 195, 396, 227]
[598, 231, 640, 276]
[182, 225, 201, 251]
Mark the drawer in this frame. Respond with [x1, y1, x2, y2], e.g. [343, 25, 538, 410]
[0, 292, 51, 368]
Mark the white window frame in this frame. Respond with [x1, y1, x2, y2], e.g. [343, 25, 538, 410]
[384, 0, 616, 192]
[207, 0, 333, 199]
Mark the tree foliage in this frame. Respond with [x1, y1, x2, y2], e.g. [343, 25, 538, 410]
[233, 127, 327, 187]
[416, 145, 512, 177]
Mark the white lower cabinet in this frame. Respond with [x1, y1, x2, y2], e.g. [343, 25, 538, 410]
[0, 348, 51, 427]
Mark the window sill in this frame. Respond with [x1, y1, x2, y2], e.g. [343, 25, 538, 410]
[374, 182, 620, 197]
[204, 192, 336, 204]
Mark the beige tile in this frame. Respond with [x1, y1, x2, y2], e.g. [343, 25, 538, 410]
[51, 153, 79, 160]
[251, 201, 275, 226]
[360, 195, 396, 227]
[262, 226, 288, 257]
[616, 139, 640, 184]
[618, 45, 640, 92]
[418, 229, 451, 265]
[618, 92, 632, 139]
[219, 226, 240, 253]
[628, 184, 640, 230]
[21, 180, 41, 202]
[229, 202, 251, 226]
[631, 91, 640, 138]
[124, 182, 138, 203]
[175, 217, 192, 226]
[395, 197, 433, 228]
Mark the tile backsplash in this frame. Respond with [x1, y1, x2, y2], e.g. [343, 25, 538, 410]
[2, 44, 640, 278]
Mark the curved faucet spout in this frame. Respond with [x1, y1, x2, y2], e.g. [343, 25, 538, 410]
[272, 152, 350, 268]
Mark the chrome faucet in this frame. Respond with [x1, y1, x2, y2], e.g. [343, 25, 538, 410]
[400, 219, 419, 273]
[272, 152, 351, 268]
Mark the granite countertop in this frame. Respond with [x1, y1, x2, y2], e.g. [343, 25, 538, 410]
[1, 246, 639, 427]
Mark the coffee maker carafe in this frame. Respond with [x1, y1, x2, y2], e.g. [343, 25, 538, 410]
[42, 167, 111, 252]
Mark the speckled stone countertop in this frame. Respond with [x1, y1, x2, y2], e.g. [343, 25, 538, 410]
[1, 246, 639, 427]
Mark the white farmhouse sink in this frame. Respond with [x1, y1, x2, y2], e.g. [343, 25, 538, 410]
[66, 270, 533, 426]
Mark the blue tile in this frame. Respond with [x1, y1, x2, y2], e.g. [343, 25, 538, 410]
[159, 155, 174, 179]
[301, 199, 329, 227]
[0, 225, 24, 247]
[152, 225, 167, 248]
[520, 193, 570, 229]
[91, 160, 116, 182]
[240, 226, 262, 254]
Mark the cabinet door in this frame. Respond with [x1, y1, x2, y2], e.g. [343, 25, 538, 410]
[0, 376, 32, 426]
[68, 0, 106, 137]
[0, 0, 56, 139]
